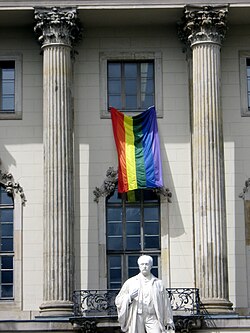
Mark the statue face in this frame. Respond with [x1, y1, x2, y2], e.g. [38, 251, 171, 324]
[138, 259, 152, 276]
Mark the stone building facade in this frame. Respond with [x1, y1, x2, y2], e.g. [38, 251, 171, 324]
[0, 1, 250, 332]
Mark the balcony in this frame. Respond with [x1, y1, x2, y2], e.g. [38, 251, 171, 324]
[70, 288, 202, 332]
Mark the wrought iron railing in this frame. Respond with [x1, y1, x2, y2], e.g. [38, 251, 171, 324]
[72, 288, 200, 317]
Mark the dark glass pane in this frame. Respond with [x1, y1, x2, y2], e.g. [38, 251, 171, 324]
[110, 282, 121, 289]
[0, 209, 13, 222]
[109, 255, 121, 267]
[126, 207, 140, 221]
[247, 66, 250, 76]
[144, 207, 159, 221]
[144, 235, 159, 249]
[107, 189, 122, 203]
[126, 236, 140, 250]
[128, 268, 139, 278]
[248, 94, 250, 108]
[125, 79, 137, 94]
[108, 80, 121, 94]
[128, 255, 139, 268]
[2, 67, 14, 80]
[1, 256, 13, 269]
[141, 78, 154, 94]
[110, 268, 122, 282]
[2, 223, 13, 237]
[126, 221, 140, 235]
[0, 189, 13, 205]
[107, 207, 122, 221]
[141, 63, 154, 78]
[2, 96, 14, 111]
[144, 222, 159, 235]
[1, 285, 13, 298]
[143, 190, 158, 202]
[1, 271, 13, 283]
[151, 255, 159, 277]
[107, 236, 123, 250]
[142, 95, 154, 109]
[2, 82, 14, 95]
[108, 95, 122, 109]
[1, 238, 13, 252]
[151, 267, 158, 277]
[124, 63, 137, 78]
[108, 63, 121, 78]
[108, 222, 122, 236]
[128, 255, 140, 278]
[125, 95, 137, 109]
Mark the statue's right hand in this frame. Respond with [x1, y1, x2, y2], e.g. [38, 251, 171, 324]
[130, 289, 138, 300]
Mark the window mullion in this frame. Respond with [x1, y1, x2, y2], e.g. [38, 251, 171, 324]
[137, 63, 141, 110]
[121, 63, 125, 110]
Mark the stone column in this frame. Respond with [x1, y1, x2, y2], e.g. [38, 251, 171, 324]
[180, 6, 233, 313]
[34, 7, 81, 316]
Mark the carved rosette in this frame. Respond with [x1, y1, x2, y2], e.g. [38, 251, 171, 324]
[0, 170, 26, 205]
[93, 167, 172, 203]
[179, 5, 228, 47]
[34, 7, 81, 48]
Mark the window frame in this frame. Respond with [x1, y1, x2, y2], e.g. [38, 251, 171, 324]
[0, 54, 22, 120]
[0, 186, 14, 300]
[0, 177, 23, 310]
[100, 51, 163, 118]
[106, 189, 161, 289]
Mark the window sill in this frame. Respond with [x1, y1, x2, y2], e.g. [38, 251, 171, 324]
[100, 108, 163, 119]
[0, 111, 22, 120]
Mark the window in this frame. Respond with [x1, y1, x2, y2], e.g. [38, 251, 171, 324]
[0, 54, 22, 120]
[0, 184, 14, 299]
[100, 52, 163, 118]
[108, 61, 154, 111]
[106, 189, 160, 289]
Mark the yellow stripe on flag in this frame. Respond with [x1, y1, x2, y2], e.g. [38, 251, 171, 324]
[124, 115, 137, 191]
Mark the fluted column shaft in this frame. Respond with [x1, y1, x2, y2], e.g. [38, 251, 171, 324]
[180, 6, 232, 312]
[43, 43, 73, 303]
[192, 41, 231, 310]
[34, 7, 81, 316]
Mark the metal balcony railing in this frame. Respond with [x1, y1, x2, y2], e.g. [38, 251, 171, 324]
[72, 288, 201, 317]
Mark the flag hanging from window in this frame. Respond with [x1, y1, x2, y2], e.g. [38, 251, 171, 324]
[110, 106, 163, 193]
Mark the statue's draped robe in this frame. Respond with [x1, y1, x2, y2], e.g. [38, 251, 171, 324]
[115, 274, 174, 333]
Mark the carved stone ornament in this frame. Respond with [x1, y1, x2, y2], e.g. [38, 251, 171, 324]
[239, 178, 250, 200]
[93, 167, 172, 203]
[34, 7, 81, 47]
[0, 169, 26, 205]
[178, 5, 228, 48]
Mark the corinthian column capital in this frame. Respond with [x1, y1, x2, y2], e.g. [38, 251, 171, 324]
[179, 5, 228, 47]
[34, 7, 81, 48]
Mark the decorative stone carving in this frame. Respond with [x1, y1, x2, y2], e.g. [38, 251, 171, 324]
[178, 6, 228, 47]
[239, 178, 250, 200]
[34, 6, 81, 47]
[93, 167, 172, 203]
[0, 169, 26, 205]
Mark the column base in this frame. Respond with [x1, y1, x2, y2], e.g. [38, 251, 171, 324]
[201, 298, 234, 314]
[39, 300, 74, 317]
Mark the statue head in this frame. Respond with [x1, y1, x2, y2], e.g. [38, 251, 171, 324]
[137, 255, 153, 277]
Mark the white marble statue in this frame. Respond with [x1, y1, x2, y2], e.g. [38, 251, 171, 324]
[115, 255, 175, 333]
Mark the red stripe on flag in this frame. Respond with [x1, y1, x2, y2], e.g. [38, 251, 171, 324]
[110, 107, 128, 192]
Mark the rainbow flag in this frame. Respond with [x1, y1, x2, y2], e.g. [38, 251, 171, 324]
[110, 106, 163, 193]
